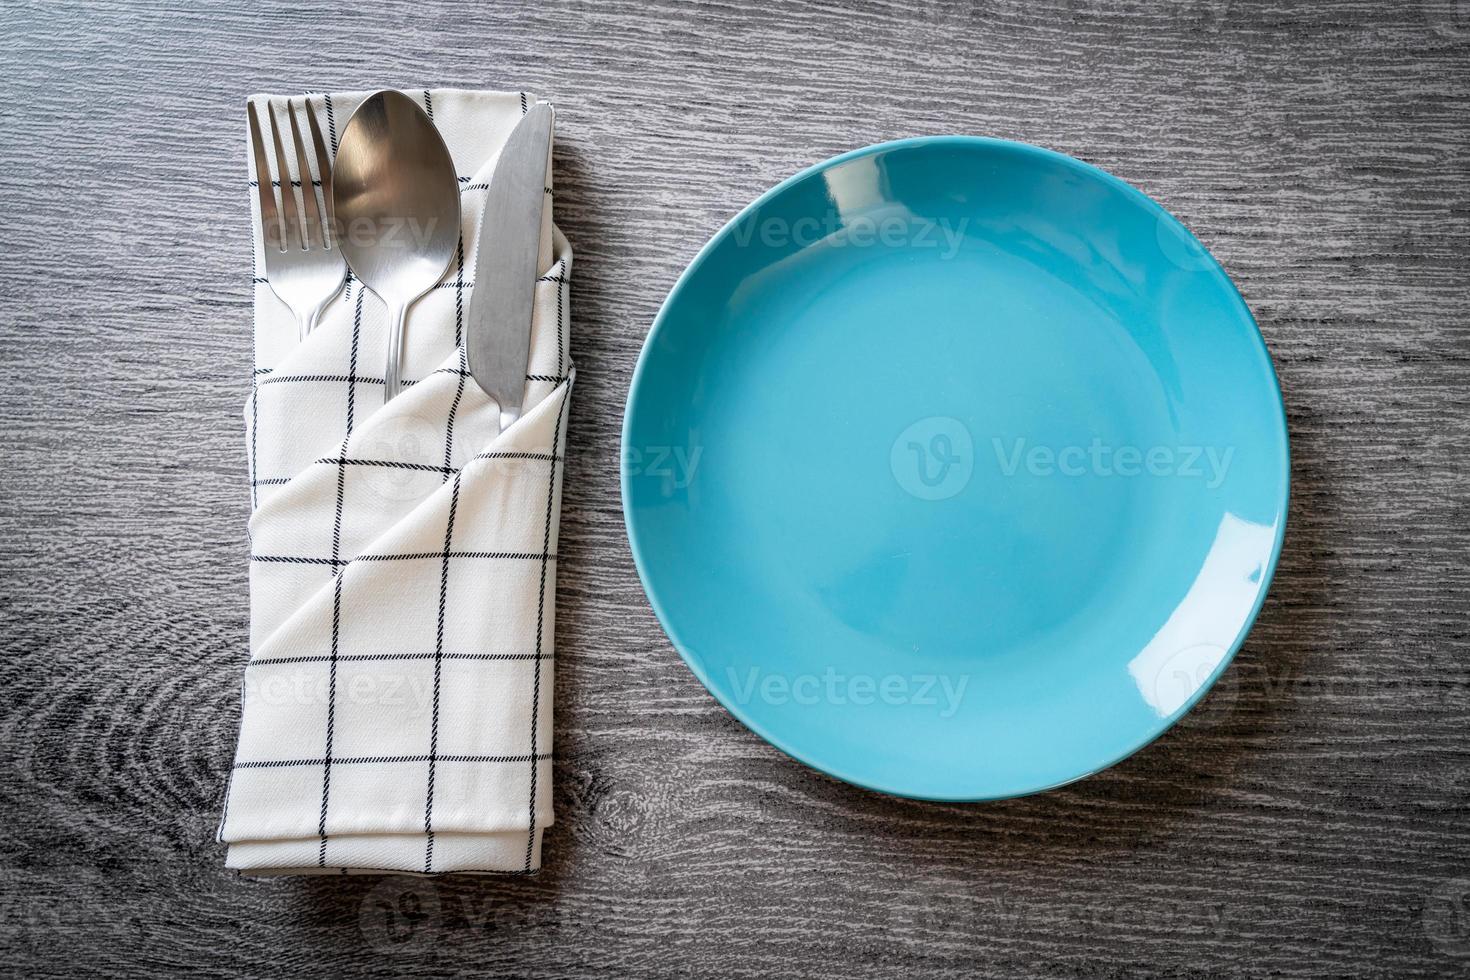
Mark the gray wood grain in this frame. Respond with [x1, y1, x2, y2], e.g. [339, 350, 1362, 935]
[1, 0, 1467, 976]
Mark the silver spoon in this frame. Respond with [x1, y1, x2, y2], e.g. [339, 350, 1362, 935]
[333, 90, 460, 402]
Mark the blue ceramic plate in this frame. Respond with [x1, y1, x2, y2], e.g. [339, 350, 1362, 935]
[622, 137, 1288, 800]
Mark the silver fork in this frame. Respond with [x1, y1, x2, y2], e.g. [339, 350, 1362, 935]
[248, 97, 346, 340]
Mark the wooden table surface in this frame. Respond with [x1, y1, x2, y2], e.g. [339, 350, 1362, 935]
[2, 1, 1467, 976]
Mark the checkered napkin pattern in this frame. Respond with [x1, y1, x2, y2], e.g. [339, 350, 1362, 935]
[219, 89, 572, 876]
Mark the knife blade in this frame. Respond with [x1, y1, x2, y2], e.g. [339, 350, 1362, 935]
[466, 102, 554, 432]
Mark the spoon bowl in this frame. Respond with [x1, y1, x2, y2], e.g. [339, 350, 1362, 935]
[333, 90, 460, 401]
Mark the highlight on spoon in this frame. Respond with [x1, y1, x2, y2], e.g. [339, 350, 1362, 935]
[332, 90, 461, 402]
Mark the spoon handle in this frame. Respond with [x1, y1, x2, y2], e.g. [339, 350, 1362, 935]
[384, 303, 407, 402]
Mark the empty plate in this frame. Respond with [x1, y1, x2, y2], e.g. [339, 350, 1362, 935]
[622, 136, 1288, 800]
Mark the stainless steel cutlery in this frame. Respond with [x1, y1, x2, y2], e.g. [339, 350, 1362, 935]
[247, 98, 346, 340]
[466, 102, 555, 433]
[250, 90, 551, 416]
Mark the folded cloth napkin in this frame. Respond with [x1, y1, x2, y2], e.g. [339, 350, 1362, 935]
[219, 89, 572, 875]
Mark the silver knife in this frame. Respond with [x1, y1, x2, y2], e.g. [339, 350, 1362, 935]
[467, 102, 554, 432]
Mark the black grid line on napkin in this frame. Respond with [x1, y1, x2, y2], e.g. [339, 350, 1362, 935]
[314, 269, 363, 868]
[526, 313, 568, 871]
[237, 752, 553, 770]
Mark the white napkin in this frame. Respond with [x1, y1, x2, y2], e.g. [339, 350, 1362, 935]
[219, 89, 572, 875]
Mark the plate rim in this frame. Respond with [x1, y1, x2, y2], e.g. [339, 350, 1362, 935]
[620, 134, 1291, 802]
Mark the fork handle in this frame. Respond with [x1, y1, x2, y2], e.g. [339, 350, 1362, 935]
[296, 308, 320, 343]
[301, 299, 329, 342]
[384, 303, 407, 403]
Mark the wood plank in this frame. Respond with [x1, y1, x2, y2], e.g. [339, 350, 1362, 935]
[0, 0, 1466, 975]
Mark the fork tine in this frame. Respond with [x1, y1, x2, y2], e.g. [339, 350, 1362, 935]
[284, 99, 320, 249]
[303, 97, 336, 247]
[267, 100, 304, 249]
[246, 101, 281, 250]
